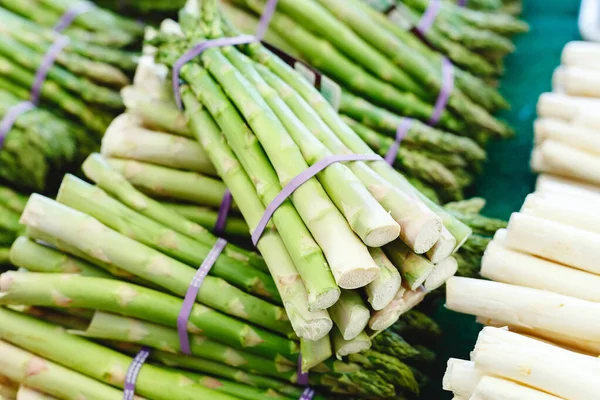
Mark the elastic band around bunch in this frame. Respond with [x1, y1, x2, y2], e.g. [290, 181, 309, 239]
[416, 0, 442, 34]
[251, 153, 382, 246]
[457, 0, 467, 6]
[176, 190, 233, 354]
[0, 101, 34, 149]
[297, 355, 315, 400]
[428, 57, 454, 126]
[123, 347, 150, 400]
[172, 0, 279, 109]
[30, 35, 71, 104]
[54, 1, 96, 33]
[384, 118, 413, 164]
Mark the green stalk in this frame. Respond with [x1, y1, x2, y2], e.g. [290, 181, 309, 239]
[329, 290, 370, 341]
[300, 336, 332, 372]
[223, 46, 400, 247]
[72, 311, 295, 382]
[17, 387, 59, 400]
[181, 35, 380, 289]
[0, 340, 124, 400]
[19, 195, 294, 338]
[56, 175, 281, 303]
[101, 113, 217, 176]
[0, 308, 237, 400]
[9, 236, 113, 279]
[384, 240, 434, 289]
[179, 64, 340, 311]
[245, 42, 472, 249]
[332, 329, 371, 360]
[317, 0, 511, 137]
[347, 350, 419, 395]
[106, 158, 224, 206]
[255, 62, 443, 254]
[446, 209, 508, 236]
[181, 371, 294, 400]
[444, 197, 486, 214]
[161, 202, 250, 237]
[0, 272, 298, 362]
[82, 154, 267, 273]
[0, 185, 27, 214]
[369, 287, 427, 331]
[365, 247, 401, 311]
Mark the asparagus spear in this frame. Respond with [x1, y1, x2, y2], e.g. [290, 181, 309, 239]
[0, 308, 237, 400]
[447, 209, 508, 236]
[348, 350, 419, 395]
[223, 45, 401, 247]
[365, 247, 401, 311]
[390, 309, 443, 343]
[369, 286, 427, 331]
[444, 197, 487, 214]
[16, 387, 59, 400]
[370, 330, 420, 360]
[56, 174, 281, 303]
[82, 154, 267, 274]
[181, 87, 335, 336]
[329, 290, 370, 341]
[160, 202, 249, 237]
[332, 329, 371, 359]
[0, 272, 298, 362]
[101, 113, 217, 176]
[0, 340, 125, 400]
[19, 195, 294, 337]
[385, 240, 434, 289]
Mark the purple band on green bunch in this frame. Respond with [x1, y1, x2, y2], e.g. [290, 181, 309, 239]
[53, 1, 95, 33]
[416, 0, 442, 34]
[385, 118, 413, 164]
[123, 347, 150, 400]
[0, 101, 34, 149]
[297, 355, 315, 400]
[428, 57, 454, 126]
[458, 0, 467, 6]
[30, 35, 71, 104]
[251, 154, 382, 246]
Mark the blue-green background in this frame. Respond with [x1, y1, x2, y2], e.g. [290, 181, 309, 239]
[425, 1, 582, 398]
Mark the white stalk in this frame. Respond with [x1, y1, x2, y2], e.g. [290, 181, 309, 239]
[531, 139, 600, 185]
[481, 240, 600, 302]
[535, 173, 600, 200]
[476, 316, 600, 355]
[504, 212, 600, 275]
[426, 227, 456, 263]
[551, 65, 600, 98]
[368, 286, 426, 331]
[442, 358, 485, 398]
[470, 376, 562, 400]
[424, 256, 457, 291]
[446, 277, 600, 344]
[472, 326, 600, 399]
[537, 92, 600, 122]
[535, 118, 600, 157]
[332, 329, 371, 360]
[365, 247, 402, 311]
[562, 41, 600, 70]
[521, 192, 600, 234]
[101, 114, 216, 176]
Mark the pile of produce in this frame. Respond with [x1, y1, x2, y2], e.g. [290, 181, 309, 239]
[443, 39, 600, 399]
[0, 0, 142, 191]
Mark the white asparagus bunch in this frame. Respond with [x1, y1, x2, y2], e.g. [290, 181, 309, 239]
[470, 376, 562, 400]
[531, 139, 600, 185]
[562, 41, 600, 70]
[552, 65, 600, 98]
[535, 173, 600, 199]
[442, 359, 485, 398]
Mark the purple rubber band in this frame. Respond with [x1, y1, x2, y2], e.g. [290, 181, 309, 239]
[384, 118, 413, 164]
[53, 1, 96, 33]
[172, 0, 279, 109]
[416, 0, 442, 34]
[297, 355, 315, 400]
[177, 237, 228, 354]
[251, 153, 382, 246]
[428, 57, 454, 126]
[123, 347, 150, 400]
[457, 0, 467, 6]
[0, 101, 34, 149]
[30, 35, 71, 105]
[214, 189, 233, 236]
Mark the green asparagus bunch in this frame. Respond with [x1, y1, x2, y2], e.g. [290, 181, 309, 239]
[0, 184, 26, 272]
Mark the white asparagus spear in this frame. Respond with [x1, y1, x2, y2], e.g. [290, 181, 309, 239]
[442, 359, 485, 398]
[472, 327, 600, 399]
[365, 248, 401, 311]
[521, 192, 600, 234]
[470, 376, 562, 400]
[426, 227, 456, 263]
[535, 173, 600, 199]
[446, 277, 600, 343]
[552, 65, 600, 98]
[562, 41, 600, 70]
[476, 316, 600, 355]
[504, 212, 600, 274]
[368, 286, 427, 331]
[531, 140, 600, 185]
[535, 118, 600, 157]
[101, 114, 216, 176]
[424, 256, 458, 291]
[481, 240, 600, 302]
[536, 92, 600, 121]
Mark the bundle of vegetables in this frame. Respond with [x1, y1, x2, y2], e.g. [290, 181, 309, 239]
[532, 41, 600, 187]
[443, 326, 600, 399]
[221, 0, 521, 141]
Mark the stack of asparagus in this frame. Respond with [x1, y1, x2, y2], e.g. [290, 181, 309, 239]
[0, 2, 142, 191]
